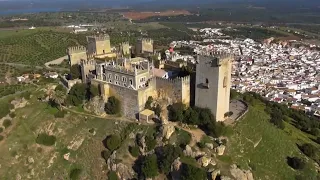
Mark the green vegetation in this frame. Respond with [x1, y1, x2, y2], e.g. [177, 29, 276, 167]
[35, 133, 56, 146]
[54, 110, 67, 118]
[0, 30, 86, 65]
[222, 27, 287, 41]
[228, 100, 318, 179]
[141, 154, 159, 178]
[2, 119, 12, 129]
[105, 96, 121, 115]
[105, 135, 121, 152]
[145, 135, 157, 152]
[129, 146, 140, 158]
[69, 168, 82, 180]
[180, 163, 207, 180]
[0, 84, 36, 98]
[0, 135, 4, 141]
[70, 65, 81, 80]
[107, 171, 119, 180]
[287, 157, 305, 170]
[66, 83, 87, 106]
[157, 144, 182, 175]
[168, 103, 230, 137]
[0, 127, 3, 133]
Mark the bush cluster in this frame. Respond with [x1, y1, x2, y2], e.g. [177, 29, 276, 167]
[3, 119, 12, 129]
[105, 96, 121, 115]
[35, 133, 56, 146]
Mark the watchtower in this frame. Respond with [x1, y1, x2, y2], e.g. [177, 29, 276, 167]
[87, 34, 111, 55]
[80, 58, 96, 83]
[67, 46, 87, 66]
[135, 38, 154, 56]
[195, 51, 233, 121]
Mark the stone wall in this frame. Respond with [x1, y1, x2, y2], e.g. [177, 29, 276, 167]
[100, 82, 139, 119]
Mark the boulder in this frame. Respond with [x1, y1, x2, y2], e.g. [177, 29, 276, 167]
[221, 176, 232, 180]
[63, 153, 70, 161]
[230, 164, 254, 180]
[197, 156, 212, 167]
[211, 169, 220, 180]
[27, 156, 34, 164]
[162, 124, 175, 140]
[205, 143, 214, 149]
[183, 145, 194, 157]
[216, 145, 226, 156]
[171, 157, 182, 180]
[137, 135, 146, 155]
[115, 163, 135, 180]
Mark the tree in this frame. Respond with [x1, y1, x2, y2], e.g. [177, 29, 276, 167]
[105, 96, 121, 115]
[51, 89, 66, 110]
[3, 119, 11, 128]
[180, 163, 207, 180]
[145, 135, 157, 152]
[88, 84, 99, 98]
[66, 83, 87, 106]
[168, 103, 185, 122]
[157, 144, 182, 174]
[70, 64, 81, 80]
[129, 146, 140, 157]
[141, 154, 159, 178]
[184, 107, 199, 125]
[145, 96, 153, 110]
[105, 135, 121, 151]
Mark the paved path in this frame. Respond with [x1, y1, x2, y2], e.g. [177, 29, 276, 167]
[224, 100, 248, 125]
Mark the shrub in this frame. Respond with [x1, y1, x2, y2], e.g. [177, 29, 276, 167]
[316, 137, 320, 144]
[141, 154, 159, 178]
[102, 150, 111, 160]
[129, 146, 140, 157]
[3, 119, 12, 128]
[9, 112, 16, 118]
[0, 127, 3, 133]
[310, 128, 320, 136]
[180, 163, 207, 180]
[54, 110, 67, 118]
[157, 144, 182, 174]
[105, 96, 121, 115]
[105, 135, 121, 151]
[145, 96, 153, 110]
[70, 168, 82, 180]
[107, 171, 119, 180]
[0, 135, 4, 141]
[145, 135, 157, 152]
[35, 133, 56, 146]
[287, 157, 305, 170]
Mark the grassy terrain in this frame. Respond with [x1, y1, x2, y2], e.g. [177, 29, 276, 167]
[226, 103, 318, 180]
[0, 29, 87, 65]
[0, 87, 153, 179]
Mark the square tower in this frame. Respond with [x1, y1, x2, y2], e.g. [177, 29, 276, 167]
[87, 34, 111, 55]
[135, 38, 154, 56]
[195, 52, 233, 121]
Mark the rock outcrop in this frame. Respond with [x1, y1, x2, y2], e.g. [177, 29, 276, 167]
[216, 145, 226, 156]
[11, 98, 28, 109]
[211, 169, 220, 180]
[162, 124, 175, 140]
[197, 156, 212, 167]
[171, 157, 182, 180]
[84, 96, 105, 116]
[230, 164, 254, 180]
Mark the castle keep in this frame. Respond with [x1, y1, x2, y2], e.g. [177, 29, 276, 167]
[66, 34, 233, 121]
[195, 51, 233, 121]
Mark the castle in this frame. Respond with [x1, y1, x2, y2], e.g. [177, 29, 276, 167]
[66, 34, 233, 121]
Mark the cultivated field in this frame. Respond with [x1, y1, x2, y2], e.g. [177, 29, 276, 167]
[123, 10, 191, 20]
[0, 29, 87, 66]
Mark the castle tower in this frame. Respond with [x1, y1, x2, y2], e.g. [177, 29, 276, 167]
[119, 42, 131, 57]
[195, 51, 233, 121]
[67, 46, 87, 66]
[80, 58, 96, 83]
[87, 34, 111, 55]
[135, 38, 154, 56]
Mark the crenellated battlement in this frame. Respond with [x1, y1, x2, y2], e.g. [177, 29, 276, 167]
[155, 76, 190, 85]
[87, 34, 110, 42]
[104, 65, 136, 76]
[120, 42, 130, 46]
[139, 38, 154, 44]
[87, 53, 96, 60]
[67, 46, 87, 54]
[197, 50, 234, 61]
[80, 59, 96, 66]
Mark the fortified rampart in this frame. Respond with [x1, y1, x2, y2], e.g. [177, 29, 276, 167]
[154, 76, 190, 105]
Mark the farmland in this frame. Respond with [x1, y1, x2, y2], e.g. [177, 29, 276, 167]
[0, 29, 87, 66]
[123, 10, 191, 20]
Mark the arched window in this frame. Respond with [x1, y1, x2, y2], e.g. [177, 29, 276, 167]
[223, 76, 227, 88]
[206, 78, 209, 84]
